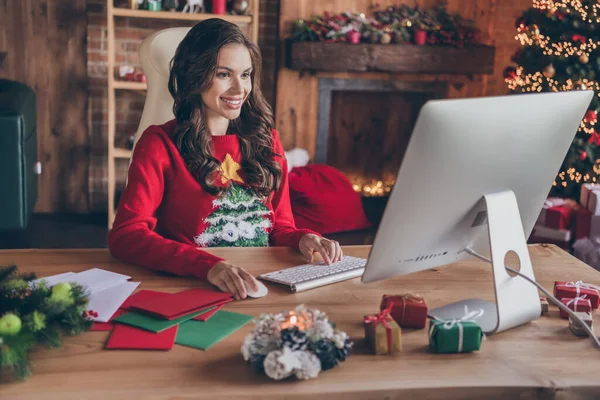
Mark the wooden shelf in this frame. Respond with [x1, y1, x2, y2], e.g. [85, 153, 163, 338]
[111, 7, 252, 24]
[112, 148, 133, 159]
[286, 40, 496, 75]
[113, 80, 147, 90]
[106, 1, 260, 227]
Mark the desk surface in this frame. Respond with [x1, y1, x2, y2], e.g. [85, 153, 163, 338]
[1, 245, 600, 399]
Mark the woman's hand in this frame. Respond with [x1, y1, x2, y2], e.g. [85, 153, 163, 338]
[299, 234, 343, 265]
[207, 261, 260, 300]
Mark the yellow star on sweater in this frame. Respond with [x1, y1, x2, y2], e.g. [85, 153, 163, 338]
[220, 153, 244, 184]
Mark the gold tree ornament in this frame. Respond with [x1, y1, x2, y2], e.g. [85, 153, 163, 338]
[580, 54, 590, 64]
[543, 64, 556, 78]
[594, 159, 600, 175]
[528, 24, 540, 39]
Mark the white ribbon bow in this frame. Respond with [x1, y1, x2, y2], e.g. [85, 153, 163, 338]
[430, 306, 484, 352]
[566, 295, 589, 311]
[565, 281, 600, 297]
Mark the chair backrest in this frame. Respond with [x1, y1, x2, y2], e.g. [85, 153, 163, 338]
[135, 27, 191, 146]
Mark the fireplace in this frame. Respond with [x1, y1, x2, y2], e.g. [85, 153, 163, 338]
[316, 78, 448, 223]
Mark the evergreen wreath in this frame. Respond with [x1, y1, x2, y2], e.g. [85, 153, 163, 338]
[0, 265, 92, 380]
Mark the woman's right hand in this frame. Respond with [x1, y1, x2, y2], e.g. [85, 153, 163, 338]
[207, 261, 260, 300]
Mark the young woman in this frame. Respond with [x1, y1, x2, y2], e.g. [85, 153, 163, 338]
[108, 19, 343, 300]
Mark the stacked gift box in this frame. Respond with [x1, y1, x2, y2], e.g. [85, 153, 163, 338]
[529, 186, 600, 258]
[570, 184, 600, 271]
[529, 197, 579, 251]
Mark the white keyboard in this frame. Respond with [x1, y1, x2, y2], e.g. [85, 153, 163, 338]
[259, 256, 367, 292]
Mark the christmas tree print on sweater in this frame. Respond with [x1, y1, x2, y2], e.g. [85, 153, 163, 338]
[194, 154, 272, 247]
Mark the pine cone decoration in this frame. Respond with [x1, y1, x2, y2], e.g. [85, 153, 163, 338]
[263, 350, 294, 380]
[307, 319, 334, 341]
[253, 314, 284, 338]
[249, 353, 267, 372]
[280, 327, 308, 351]
[311, 339, 338, 371]
[294, 351, 321, 380]
[335, 337, 353, 362]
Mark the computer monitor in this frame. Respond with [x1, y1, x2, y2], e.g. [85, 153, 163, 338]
[361, 90, 594, 334]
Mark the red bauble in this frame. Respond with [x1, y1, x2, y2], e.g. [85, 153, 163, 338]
[555, 10, 565, 20]
[589, 130, 600, 145]
[584, 110, 598, 124]
[504, 66, 517, 80]
[581, 151, 588, 160]
[572, 34, 587, 43]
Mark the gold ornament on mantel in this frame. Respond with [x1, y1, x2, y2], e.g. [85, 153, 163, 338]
[543, 64, 556, 78]
[580, 54, 590, 64]
[380, 33, 392, 44]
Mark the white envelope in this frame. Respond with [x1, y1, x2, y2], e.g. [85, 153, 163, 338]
[31, 272, 76, 287]
[87, 281, 140, 322]
[61, 268, 131, 294]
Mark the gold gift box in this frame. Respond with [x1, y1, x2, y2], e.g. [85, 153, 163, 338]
[364, 314, 402, 355]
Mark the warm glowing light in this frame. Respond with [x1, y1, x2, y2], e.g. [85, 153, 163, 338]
[280, 310, 311, 330]
[352, 179, 395, 197]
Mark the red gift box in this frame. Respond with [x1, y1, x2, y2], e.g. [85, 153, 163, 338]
[560, 296, 592, 318]
[380, 294, 428, 329]
[575, 208, 592, 240]
[554, 281, 600, 309]
[545, 204, 576, 230]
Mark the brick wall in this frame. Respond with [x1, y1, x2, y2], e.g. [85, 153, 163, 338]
[87, 0, 279, 212]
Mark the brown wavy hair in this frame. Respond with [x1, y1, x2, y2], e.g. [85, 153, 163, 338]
[168, 18, 281, 199]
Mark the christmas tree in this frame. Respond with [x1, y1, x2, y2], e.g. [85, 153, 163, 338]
[194, 154, 272, 247]
[505, 0, 600, 199]
[0, 265, 92, 380]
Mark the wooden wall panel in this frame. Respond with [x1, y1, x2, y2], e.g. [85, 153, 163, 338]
[275, 0, 499, 160]
[0, 0, 89, 213]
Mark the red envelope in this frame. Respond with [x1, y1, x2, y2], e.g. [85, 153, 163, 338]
[90, 309, 127, 332]
[192, 303, 225, 321]
[120, 290, 169, 310]
[105, 323, 178, 350]
[131, 288, 233, 320]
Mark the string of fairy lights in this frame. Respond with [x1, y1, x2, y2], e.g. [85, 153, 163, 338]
[508, 0, 600, 188]
[533, 0, 600, 22]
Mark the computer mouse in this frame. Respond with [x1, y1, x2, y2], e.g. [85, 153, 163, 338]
[244, 280, 268, 298]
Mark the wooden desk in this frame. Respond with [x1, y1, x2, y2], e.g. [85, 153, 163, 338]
[1, 245, 600, 399]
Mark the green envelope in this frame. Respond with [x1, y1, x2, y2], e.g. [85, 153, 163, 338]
[113, 307, 214, 333]
[176, 310, 253, 350]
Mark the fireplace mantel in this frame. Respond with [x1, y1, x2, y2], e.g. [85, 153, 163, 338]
[286, 40, 496, 75]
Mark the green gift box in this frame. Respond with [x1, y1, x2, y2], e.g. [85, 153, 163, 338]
[428, 319, 483, 354]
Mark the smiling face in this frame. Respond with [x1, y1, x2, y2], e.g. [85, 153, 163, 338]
[201, 43, 253, 125]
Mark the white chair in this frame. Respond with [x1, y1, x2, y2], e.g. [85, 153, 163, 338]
[135, 27, 192, 147]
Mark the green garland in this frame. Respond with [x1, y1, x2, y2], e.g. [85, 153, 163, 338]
[290, 2, 480, 47]
[0, 265, 92, 380]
